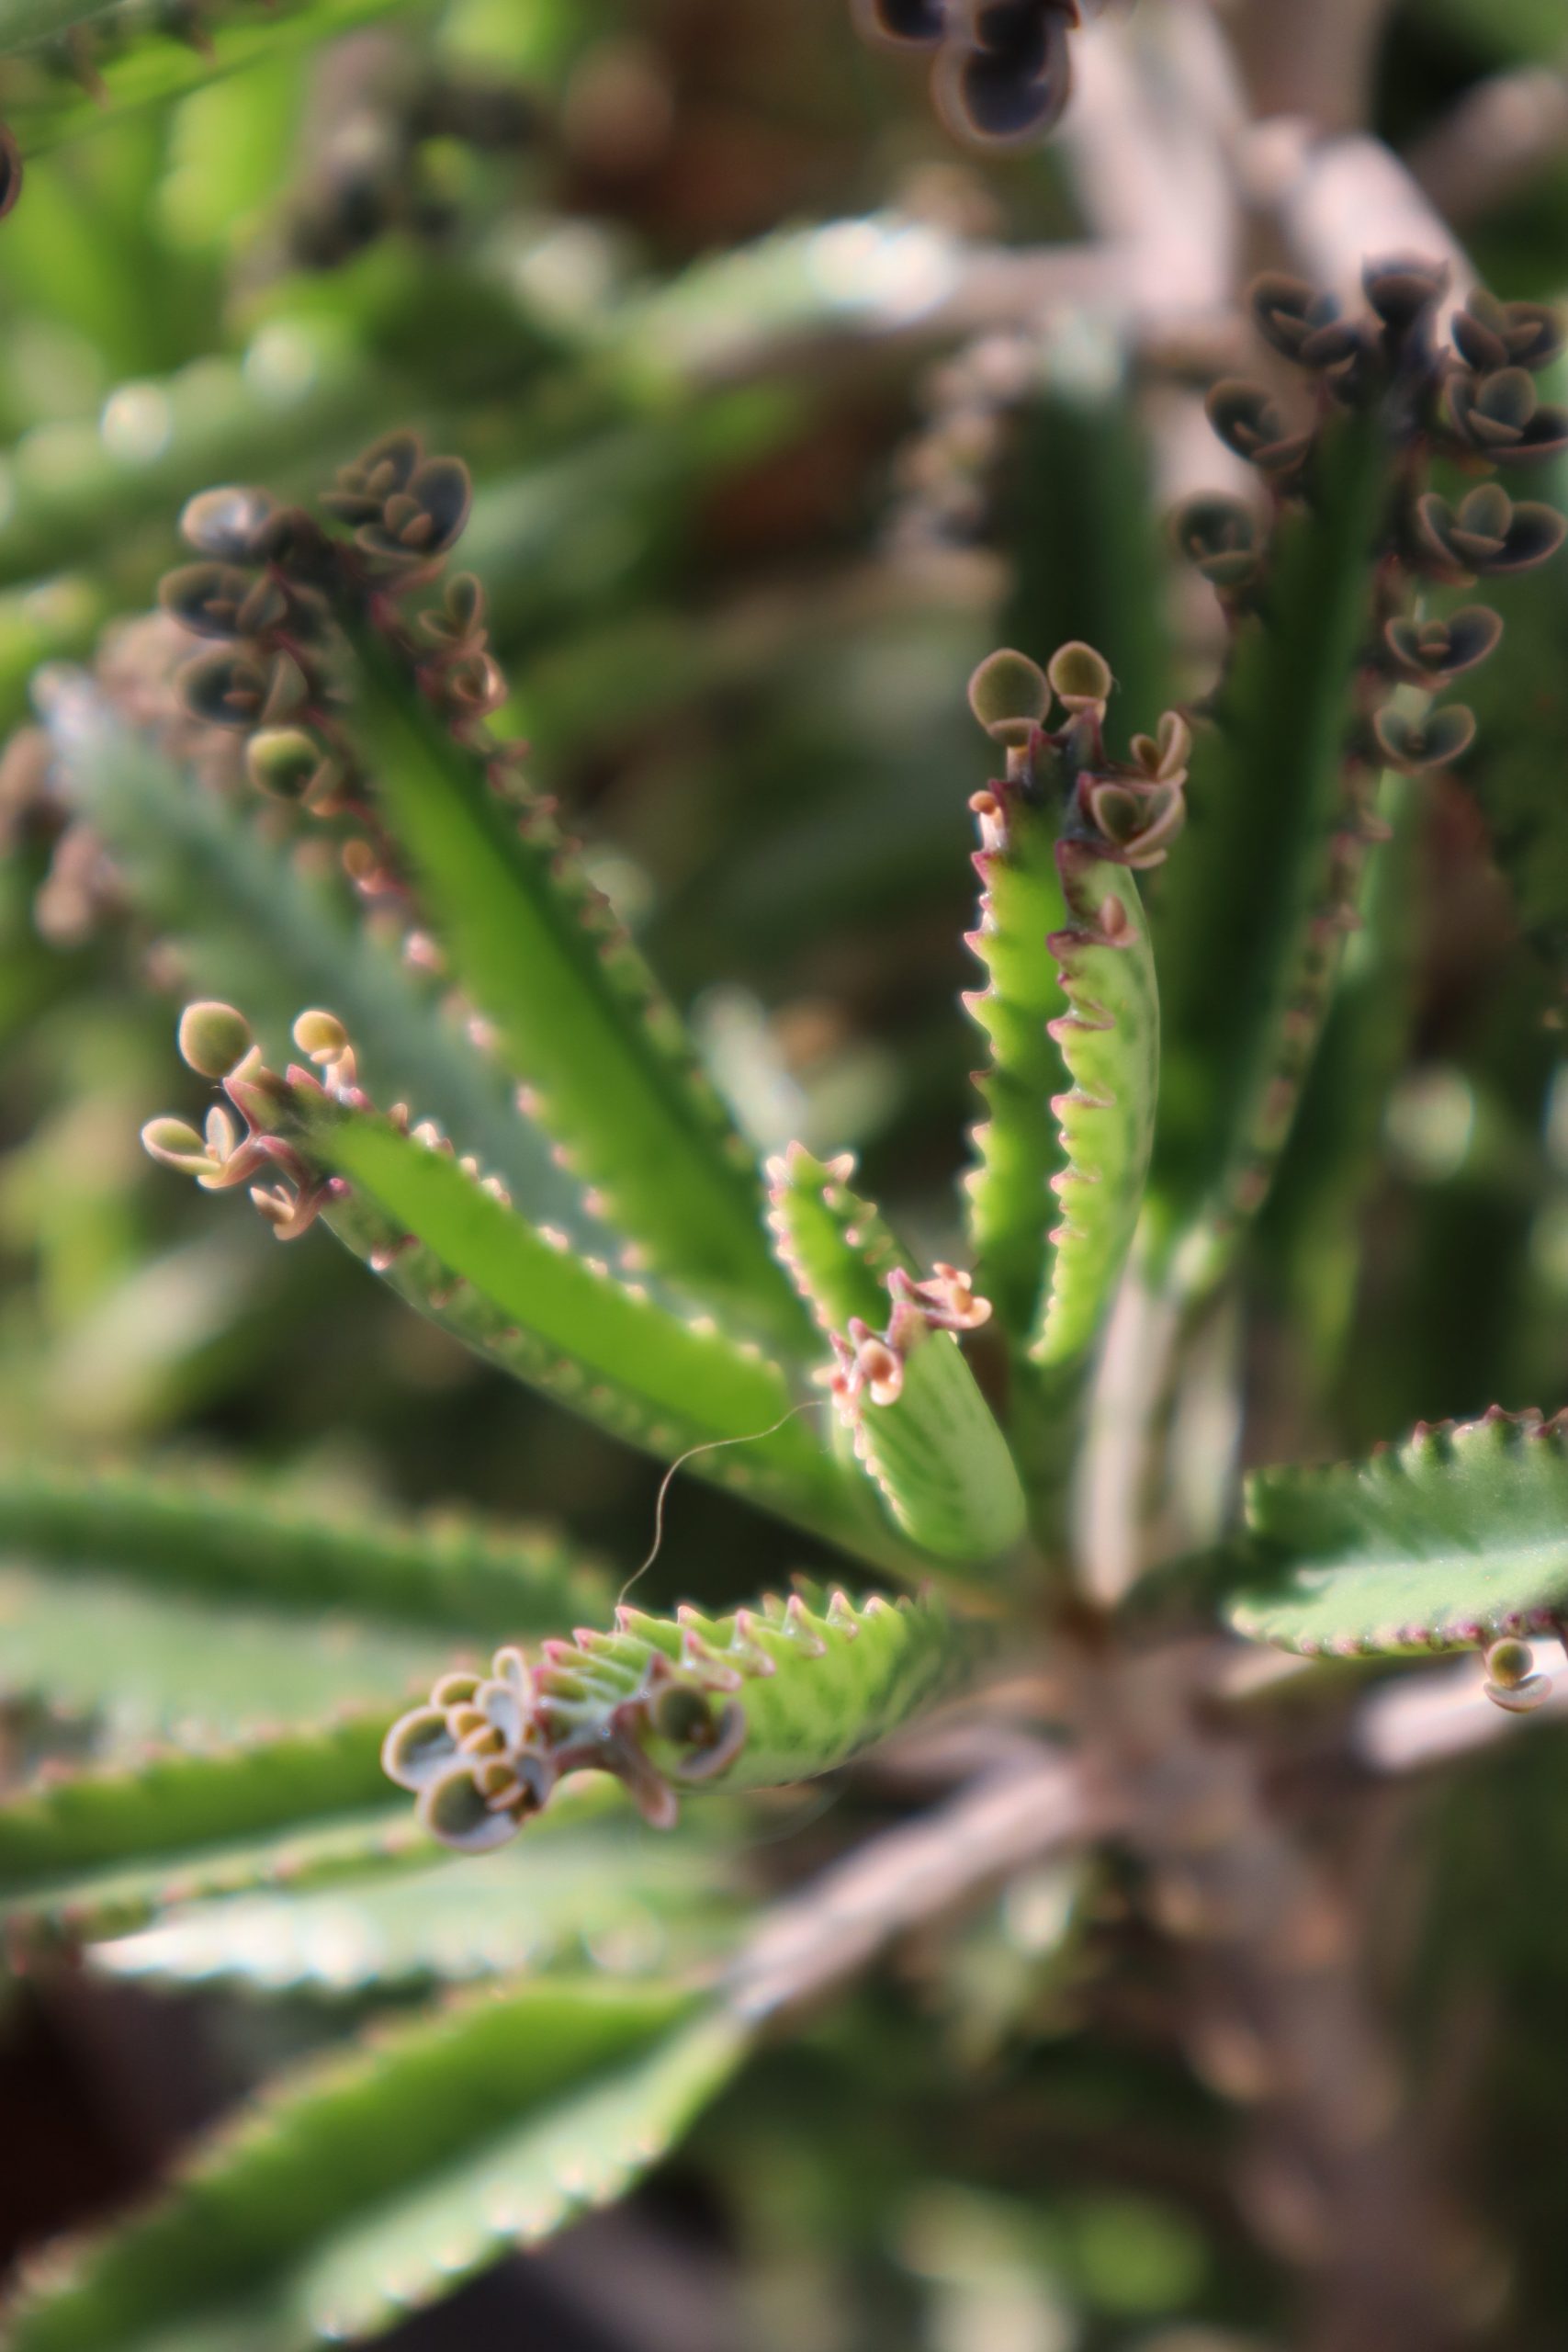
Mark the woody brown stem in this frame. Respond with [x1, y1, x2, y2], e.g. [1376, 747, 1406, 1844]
[1076, 1634, 1475, 2352]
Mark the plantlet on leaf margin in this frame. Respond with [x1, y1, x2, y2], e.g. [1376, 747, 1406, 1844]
[1146, 258, 1564, 1305]
[382, 1583, 976, 1849]
[853, 0, 1105, 145]
[962, 639, 1177, 1390]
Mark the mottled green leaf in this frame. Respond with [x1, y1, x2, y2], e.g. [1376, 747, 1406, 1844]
[1029, 850, 1158, 1371]
[0, 0, 410, 155]
[0, 1562, 449, 1745]
[1224, 1408, 1568, 1657]
[346, 622, 807, 1348]
[61, 720, 594, 1235]
[279, 1090, 895, 1563]
[1145, 403, 1396, 1299]
[90, 1815, 735, 1996]
[0, 1718, 390, 1898]
[4, 1981, 744, 2352]
[0, 1458, 610, 1637]
[766, 1145, 1026, 1567]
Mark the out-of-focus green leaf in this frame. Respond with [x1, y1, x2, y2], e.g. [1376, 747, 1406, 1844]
[0, 0, 417, 156]
[0, 1717, 392, 1895]
[1223, 1407, 1568, 1657]
[348, 621, 807, 1346]
[90, 1815, 735, 1994]
[4, 1980, 746, 2352]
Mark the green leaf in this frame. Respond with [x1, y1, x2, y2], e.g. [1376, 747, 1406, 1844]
[3, 1980, 743, 2352]
[0, 0, 412, 155]
[1455, 447, 1568, 996]
[1422, 0, 1564, 62]
[962, 700, 1161, 1379]
[383, 1581, 989, 1847]
[345, 622, 807, 1348]
[1000, 322, 1173, 743]
[0, 1460, 612, 1747]
[60, 719, 596, 1237]
[0, 339, 375, 591]
[4, 1806, 427, 1950]
[89, 1815, 735, 1996]
[0, 1561, 453, 1745]
[0, 1718, 392, 1897]
[1224, 1408, 1568, 1657]
[0, 1458, 611, 1637]
[765, 1145, 1026, 1566]
[1029, 851, 1158, 1371]
[1258, 769, 1422, 1382]
[962, 778, 1076, 1340]
[4, 1780, 626, 1951]
[268, 1086, 899, 1565]
[1144, 403, 1397, 1300]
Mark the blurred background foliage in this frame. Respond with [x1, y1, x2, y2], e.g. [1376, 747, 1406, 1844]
[4, 1, 1568, 2346]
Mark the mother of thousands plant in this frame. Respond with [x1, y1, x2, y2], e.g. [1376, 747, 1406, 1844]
[6, 91, 1568, 2351]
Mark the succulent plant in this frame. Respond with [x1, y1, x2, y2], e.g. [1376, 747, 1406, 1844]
[6, 0, 1568, 2342]
[0, 229, 1563, 2347]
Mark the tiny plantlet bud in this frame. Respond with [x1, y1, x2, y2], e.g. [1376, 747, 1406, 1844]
[140, 1116, 212, 1175]
[177, 1001, 254, 1080]
[293, 1009, 350, 1062]
[967, 648, 1051, 743]
[1483, 1637, 1552, 1714]
[1046, 639, 1112, 714]
[246, 729, 326, 803]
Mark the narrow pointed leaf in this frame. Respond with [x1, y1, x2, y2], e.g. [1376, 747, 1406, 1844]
[3, 1980, 743, 2352]
[59, 716, 595, 1237]
[91, 1818, 735, 1996]
[1224, 1408, 1568, 1657]
[347, 624, 807, 1347]
[1258, 770, 1422, 1381]
[384, 1580, 987, 1848]
[962, 786, 1076, 1338]
[1455, 444, 1568, 996]
[1145, 403, 1397, 1298]
[766, 1145, 1026, 1566]
[1030, 849, 1158, 1369]
[0, 1459, 610, 1637]
[1, 0, 408, 156]
[270, 1085, 900, 1566]
[4, 1780, 626, 1952]
[0, 1562, 453, 1743]
[0, 1717, 392, 1899]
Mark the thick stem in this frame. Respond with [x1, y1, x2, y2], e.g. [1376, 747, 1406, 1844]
[1075, 1634, 1476, 2352]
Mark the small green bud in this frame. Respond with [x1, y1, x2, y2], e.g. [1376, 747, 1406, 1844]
[1047, 639, 1113, 714]
[177, 1001, 253, 1080]
[293, 1008, 349, 1061]
[1485, 1637, 1534, 1689]
[1371, 702, 1476, 775]
[141, 1116, 212, 1174]
[245, 728, 331, 803]
[967, 649, 1050, 745]
[1483, 1635, 1551, 1713]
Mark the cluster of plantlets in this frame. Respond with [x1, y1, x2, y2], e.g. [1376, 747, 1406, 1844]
[3, 220, 1568, 2349]
[854, 0, 1103, 142]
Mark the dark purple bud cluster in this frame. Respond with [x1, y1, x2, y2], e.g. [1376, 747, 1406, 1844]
[383, 1619, 750, 1849]
[1176, 260, 1567, 782]
[855, 0, 1102, 145]
[153, 431, 508, 872]
[282, 67, 536, 273]
[968, 640, 1190, 872]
